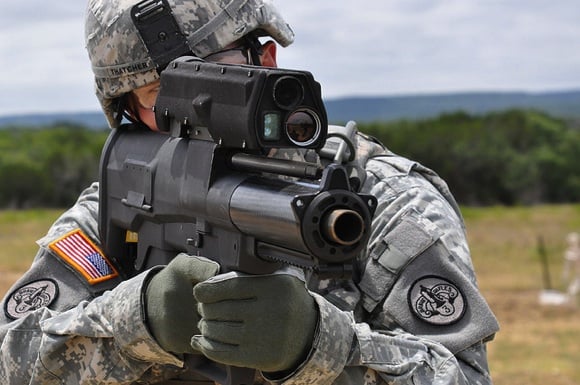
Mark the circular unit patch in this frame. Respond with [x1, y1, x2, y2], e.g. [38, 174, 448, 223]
[5, 279, 59, 320]
[408, 275, 466, 325]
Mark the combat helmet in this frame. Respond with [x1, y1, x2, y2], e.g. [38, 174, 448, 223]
[85, 0, 294, 127]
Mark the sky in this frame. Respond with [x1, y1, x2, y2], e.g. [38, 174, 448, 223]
[1, 0, 579, 116]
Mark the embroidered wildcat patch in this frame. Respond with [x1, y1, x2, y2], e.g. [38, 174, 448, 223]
[408, 276, 466, 325]
[5, 279, 58, 319]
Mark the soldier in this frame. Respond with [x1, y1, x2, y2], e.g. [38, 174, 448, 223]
[0, 0, 499, 384]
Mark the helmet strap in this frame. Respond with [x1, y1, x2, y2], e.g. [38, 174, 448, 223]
[111, 94, 145, 128]
[243, 34, 263, 66]
[110, 96, 128, 127]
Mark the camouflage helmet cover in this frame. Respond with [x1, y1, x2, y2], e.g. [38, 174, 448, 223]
[85, 0, 294, 127]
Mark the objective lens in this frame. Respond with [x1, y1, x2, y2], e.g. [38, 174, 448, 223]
[273, 76, 304, 110]
[285, 109, 320, 146]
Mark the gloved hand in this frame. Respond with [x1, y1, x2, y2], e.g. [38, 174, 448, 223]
[145, 253, 220, 354]
[191, 271, 318, 373]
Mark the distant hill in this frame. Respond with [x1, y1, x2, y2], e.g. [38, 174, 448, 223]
[325, 90, 580, 123]
[1, 90, 579, 128]
[0, 111, 109, 130]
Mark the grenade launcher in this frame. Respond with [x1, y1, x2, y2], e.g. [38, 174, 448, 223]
[98, 58, 376, 384]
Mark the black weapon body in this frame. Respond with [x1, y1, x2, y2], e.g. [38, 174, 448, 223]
[98, 59, 376, 385]
[99, 127, 375, 276]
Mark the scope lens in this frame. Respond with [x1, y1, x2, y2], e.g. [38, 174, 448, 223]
[273, 76, 304, 110]
[285, 109, 320, 146]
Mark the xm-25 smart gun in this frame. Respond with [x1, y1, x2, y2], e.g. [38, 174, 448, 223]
[98, 58, 377, 383]
[99, 57, 376, 277]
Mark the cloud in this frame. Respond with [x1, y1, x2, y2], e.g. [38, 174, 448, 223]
[0, 0, 95, 115]
[1, 0, 579, 115]
[275, 0, 580, 97]
[0, 2, 81, 29]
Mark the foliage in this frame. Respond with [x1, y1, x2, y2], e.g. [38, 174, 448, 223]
[0, 109, 578, 208]
[359, 109, 580, 205]
[0, 124, 108, 208]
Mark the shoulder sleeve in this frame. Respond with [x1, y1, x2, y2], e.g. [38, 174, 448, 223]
[3, 182, 114, 322]
[0, 184, 181, 384]
[358, 155, 499, 354]
[377, 216, 498, 353]
[35, 182, 124, 295]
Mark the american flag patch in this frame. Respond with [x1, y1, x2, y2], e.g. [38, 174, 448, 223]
[49, 229, 118, 285]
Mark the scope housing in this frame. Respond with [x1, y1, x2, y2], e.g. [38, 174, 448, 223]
[155, 57, 328, 151]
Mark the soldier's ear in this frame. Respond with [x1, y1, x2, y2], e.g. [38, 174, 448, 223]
[259, 41, 277, 67]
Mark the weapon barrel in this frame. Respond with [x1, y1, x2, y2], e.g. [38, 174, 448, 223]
[228, 169, 374, 265]
[229, 178, 315, 253]
[322, 209, 364, 246]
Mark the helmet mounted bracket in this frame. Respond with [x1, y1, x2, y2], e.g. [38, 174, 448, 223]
[131, 0, 194, 73]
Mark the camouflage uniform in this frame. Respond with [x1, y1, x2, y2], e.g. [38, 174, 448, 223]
[0, 130, 499, 384]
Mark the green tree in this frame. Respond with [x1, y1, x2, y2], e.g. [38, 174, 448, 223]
[0, 124, 108, 208]
[359, 109, 580, 205]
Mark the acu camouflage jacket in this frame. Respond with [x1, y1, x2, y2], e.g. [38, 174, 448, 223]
[0, 130, 499, 385]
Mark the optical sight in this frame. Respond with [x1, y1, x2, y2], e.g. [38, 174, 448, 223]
[155, 57, 328, 151]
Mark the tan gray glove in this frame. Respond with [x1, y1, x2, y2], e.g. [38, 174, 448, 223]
[191, 270, 318, 373]
[145, 253, 220, 354]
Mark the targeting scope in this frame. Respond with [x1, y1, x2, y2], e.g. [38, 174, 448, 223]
[155, 57, 328, 150]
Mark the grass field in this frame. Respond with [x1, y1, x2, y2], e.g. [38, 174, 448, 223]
[0, 205, 579, 384]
